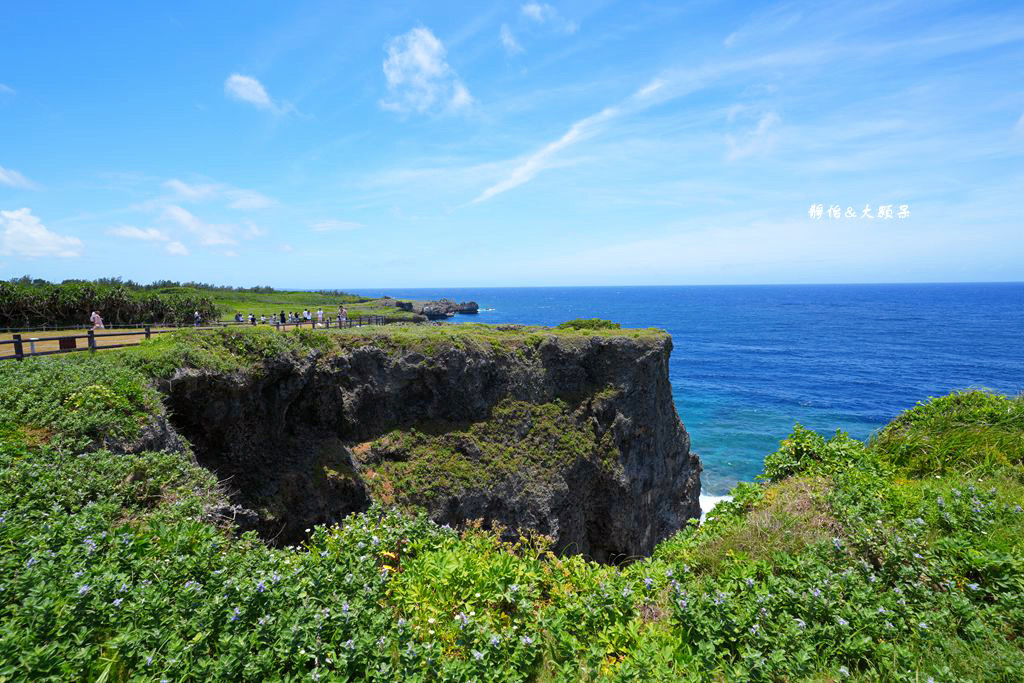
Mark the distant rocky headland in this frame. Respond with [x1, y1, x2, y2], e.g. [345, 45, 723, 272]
[374, 296, 479, 320]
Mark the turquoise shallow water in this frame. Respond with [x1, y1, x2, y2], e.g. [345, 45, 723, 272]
[374, 284, 1024, 495]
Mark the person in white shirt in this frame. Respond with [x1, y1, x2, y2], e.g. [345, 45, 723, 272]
[90, 311, 104, 330]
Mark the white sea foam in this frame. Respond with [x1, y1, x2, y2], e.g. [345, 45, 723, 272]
[699, 492, 733, 522]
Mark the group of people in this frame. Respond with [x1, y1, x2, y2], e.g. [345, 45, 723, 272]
[233, 306, 349, 328]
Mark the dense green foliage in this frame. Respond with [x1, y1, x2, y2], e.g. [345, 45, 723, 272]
[0, 280, 218, 328]
[0, 330, 1021, 680]
[556, 319, 621, 331]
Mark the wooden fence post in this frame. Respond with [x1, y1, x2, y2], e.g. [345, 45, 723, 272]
[87, 330, 96, 352]
[12, 334, 23, 361]
[145, 325, 151, 340]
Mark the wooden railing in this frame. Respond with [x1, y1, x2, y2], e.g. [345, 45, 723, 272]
[0, 316, 401, 362]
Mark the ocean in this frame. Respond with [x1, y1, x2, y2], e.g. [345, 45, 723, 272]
[374, 284, 1024, 497]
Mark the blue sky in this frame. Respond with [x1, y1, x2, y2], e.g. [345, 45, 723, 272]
[1, 0, 1022, 288]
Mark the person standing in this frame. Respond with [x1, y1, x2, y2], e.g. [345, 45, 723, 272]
[90, 310, 104, 330]
[193, 310, 201, 327]
[280, 310, 286, 325]
[316, 308, 323, 325]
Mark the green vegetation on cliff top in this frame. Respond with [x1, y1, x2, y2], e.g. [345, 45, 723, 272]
[0, 327, 1021, 681]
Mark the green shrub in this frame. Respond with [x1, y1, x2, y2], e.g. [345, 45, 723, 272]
[872, 390, 1024, 476]
[556, 318, 621, 331]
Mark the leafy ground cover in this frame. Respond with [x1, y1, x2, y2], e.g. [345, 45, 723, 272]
[0, 329, 1021, 680]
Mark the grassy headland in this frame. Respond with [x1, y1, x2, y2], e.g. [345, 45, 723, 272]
[0, 326, 1021, 680]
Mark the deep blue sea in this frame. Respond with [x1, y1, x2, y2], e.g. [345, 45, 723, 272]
[374, 284, 1024, 497]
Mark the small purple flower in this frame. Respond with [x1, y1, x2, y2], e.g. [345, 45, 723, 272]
[918, 621, 928, 630]
[344, 639, 355, 650]
[810, 587, 821, 598]
[936, 497, 944, 508]
[84, 537, 97, 553]
[509, 583, 520, 593]
[794, 618, 806, 629]
[489, 635, 501, 646]
[472, 650, 484, 661]
[119, 583, 129, 593]
[837, 617, 848, 626]
[520, 635, 533, 645]
[73, 570, 84, 579]
[78, 584, 91, 596]
[839, 666, 850, 678]
[643, 577, 653, 589]
[622, 587, 632, 598]
[664, 569, 673, 578]
[25, 557, 37, 568]
[230, 607, 241, 622]
[112, 598, 123, 607]
[833, 538, 842, 550]
[146, 656, 153, 666]
[750, 623, 760, 635]
[271, 572, 281, 583]
[256, 581, 266, 593]
[745, 578, 755, 588]
[341, 601, 350, 614]
[455, 612, 470, 629]
[967, 583, 980, 591]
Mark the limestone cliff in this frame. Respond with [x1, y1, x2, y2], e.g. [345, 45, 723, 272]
[159, 326, 700, 561]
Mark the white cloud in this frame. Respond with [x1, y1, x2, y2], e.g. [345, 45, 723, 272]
[1015, 113, 1024, 136]
[163, 205, 237, 246]
[0, 165, 36, 189]
[726, 112, 781, 160]
[108, 225, 170, 241]
[164, 178, 274, 210]
[166, 241, 189, 256]
[0, 208, 83, 258]
[381, 27, 473, 114]
[311, 219, 363, 232]
[501, 24, 524, 54]
[280, 243, 294, 252]
[521, 3, 577, 33]
[224, 74, 287, 113]
[0, 84, 14, 95]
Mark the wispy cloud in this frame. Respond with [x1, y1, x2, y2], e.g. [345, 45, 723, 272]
[0, 165, 37, 189]
[381, 27, 473, 114]
[725, 112, 781, 160]
[501, 24, 524, 54]
[108, 225, 170, 241]
[108, 224, 191, 255]
[1015, 113, 1024, 136]
[164, 178, 275, 210]
[473, 107, 618, 203]
[0, 208, 83, 258]
[224, 74, 290, 114]
[521, 2, 578, 34]
[163, 205, 238, 246]
[310, 219, 363, 231]
[724, 7, 802, 48]
[0, 84, 14, 96]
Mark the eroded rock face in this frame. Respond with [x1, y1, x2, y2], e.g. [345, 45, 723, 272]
[159, 332, 700, 560]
